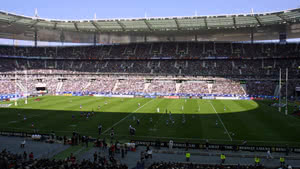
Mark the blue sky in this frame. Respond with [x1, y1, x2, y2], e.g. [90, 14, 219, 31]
[1, 0, 300, 19]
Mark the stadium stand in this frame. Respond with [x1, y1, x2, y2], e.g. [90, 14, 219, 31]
[1, 7, 300, 169]
[0, 44, 299, 96]
[0, 149, 128, 169]
[148, 162, 269, 169]
[0, 42, 300, 59]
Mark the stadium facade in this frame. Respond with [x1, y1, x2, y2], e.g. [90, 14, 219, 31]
[0, 8, 300, 44]
[0, 8, 299, 99]
[1, 8, 300, 169]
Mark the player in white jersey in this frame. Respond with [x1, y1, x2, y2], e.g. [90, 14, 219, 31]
[157, 107, 160, 113]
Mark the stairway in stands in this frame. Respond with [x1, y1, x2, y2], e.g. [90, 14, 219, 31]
[112, 81, 119, 93]
[15, 60, 19, 68]
[143, 83, 150, 93]
[240, 84, 247, 95]
[56, 82, 63, 94]
[16, 82, 25, 93]
[208, 84, 213, 94]
[82, 81, 91, 92]
[175, 83, 181, 93]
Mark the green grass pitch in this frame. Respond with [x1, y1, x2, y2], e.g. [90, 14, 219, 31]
[0, 96, 300, 146]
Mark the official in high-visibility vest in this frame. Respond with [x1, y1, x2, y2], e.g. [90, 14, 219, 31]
[280, 157, 285, 166]
[254, 156, 260, 166]
[220, 154, 226, 164]
[186, 152, 190, 162]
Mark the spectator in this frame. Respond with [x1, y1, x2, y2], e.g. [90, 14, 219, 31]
[185, 151, 190, 162]
[23, 151, 27, 161]
[169, 140, 173, 150]
[221, 153, 226, 164]
[147, 149, 152, 159]
[29, 152, 34, 161]
[20, 140, 26, 148]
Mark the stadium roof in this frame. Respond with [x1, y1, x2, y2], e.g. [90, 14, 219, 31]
[0, 8, 300, 33]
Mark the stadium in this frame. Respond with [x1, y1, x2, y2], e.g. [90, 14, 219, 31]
[0, 2, 300, 169]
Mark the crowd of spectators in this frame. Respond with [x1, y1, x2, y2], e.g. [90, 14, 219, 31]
[153, 61, 179, 75]
[0, 74, 297, 96]
[0, 80, 16, 94]
[148, 161, 286, 169]
[60, 79, 89, 93]
[212, 80, 245, 95]
[246, 81, 277, 96]
[0, 58, 299, 78]
[0, 149, 128, 169]
[146, 80, 176, 94]
[115, 79, 145, 94]
[0, 42, 300, 59]
[88, 79, 117, 93]
[178, 82, 209, 94]
[0, 43, 299, 96]
[44, 78, 60, 94]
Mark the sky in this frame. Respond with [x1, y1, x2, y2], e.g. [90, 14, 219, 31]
[1, 0, 300, 20]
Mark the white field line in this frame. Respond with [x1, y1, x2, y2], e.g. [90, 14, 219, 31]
[209, 102, 232, 141]
[1, 127, 299, 144]
[100, 133, 300, 144]
[7, 114, 42, 124]
[102, 99, 155, 134]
